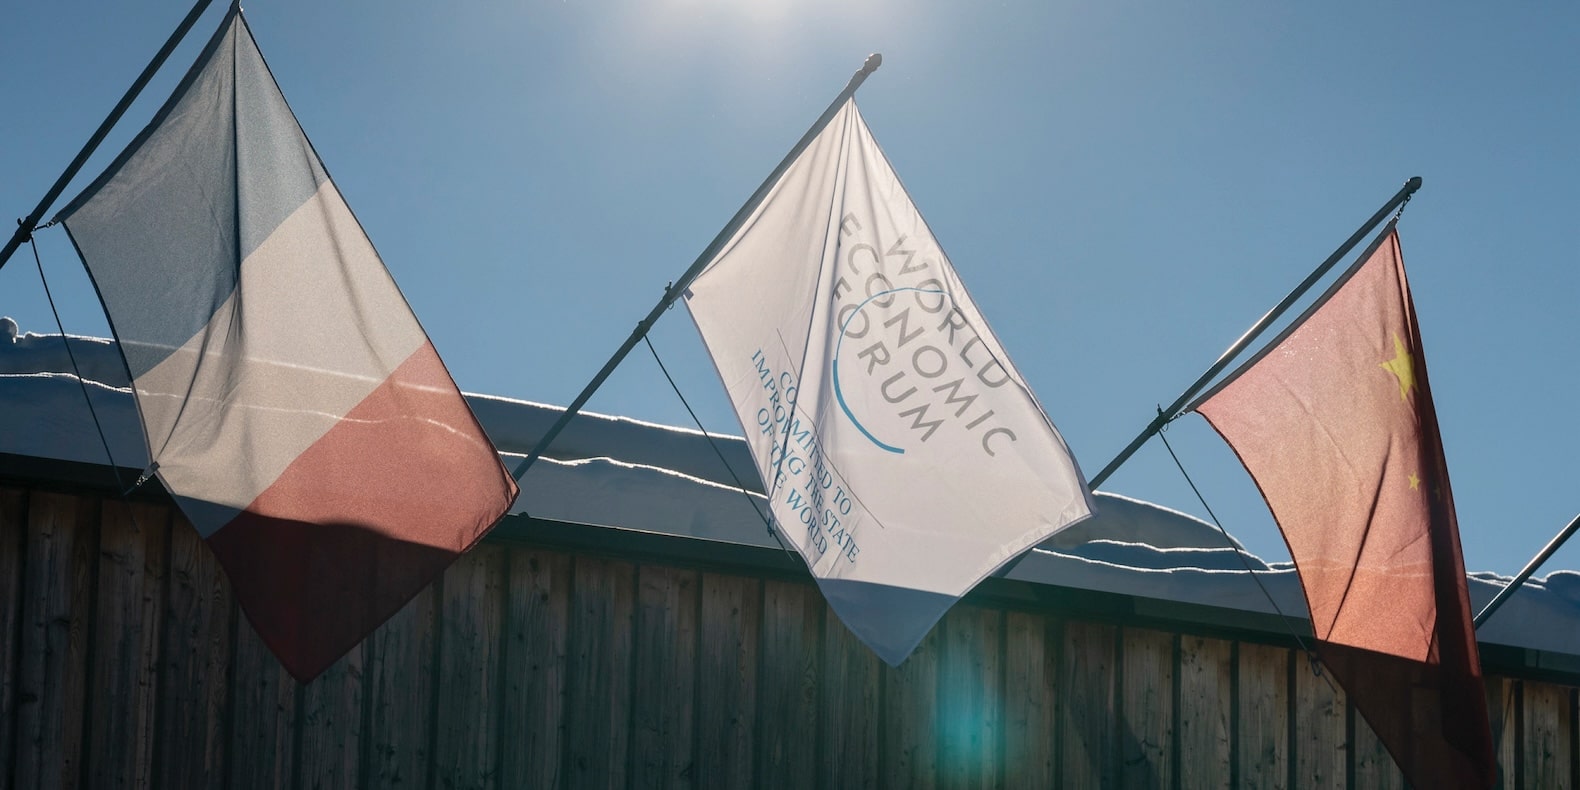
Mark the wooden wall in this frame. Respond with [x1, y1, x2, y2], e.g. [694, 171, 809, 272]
[0, 483, 1571, 789]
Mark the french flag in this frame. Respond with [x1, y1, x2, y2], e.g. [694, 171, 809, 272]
[57, 6, 519, 682]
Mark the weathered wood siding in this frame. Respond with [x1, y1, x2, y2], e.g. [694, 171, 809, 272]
[1, 484, 1572, 789]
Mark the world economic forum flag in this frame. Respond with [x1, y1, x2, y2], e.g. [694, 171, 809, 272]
[55, 6, 518, 682]
[684, 100, 1093, 664]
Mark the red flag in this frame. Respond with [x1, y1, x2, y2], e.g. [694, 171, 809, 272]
[1192, 226, 1495, 788]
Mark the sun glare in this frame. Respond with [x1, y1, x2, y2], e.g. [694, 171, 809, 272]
[621, 0, 899, 76]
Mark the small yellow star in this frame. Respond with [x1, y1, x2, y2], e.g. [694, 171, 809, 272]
[1408, 473, 1420, 491]
[1379, 333, 1416, 401]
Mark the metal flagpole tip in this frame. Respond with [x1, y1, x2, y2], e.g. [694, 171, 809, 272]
[861, 53, 882, 75]
[1405, 176, 1423, 193]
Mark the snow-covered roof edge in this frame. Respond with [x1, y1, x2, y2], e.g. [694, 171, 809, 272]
[2, 320, 1572, 656]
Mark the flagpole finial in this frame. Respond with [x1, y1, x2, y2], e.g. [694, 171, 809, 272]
[1405, 176, 1422, 193]
[843, 54, 882, 94]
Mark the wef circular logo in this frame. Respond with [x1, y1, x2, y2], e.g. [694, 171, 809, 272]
[833, 286, 950, 454]
[828, 279, 1019, 460]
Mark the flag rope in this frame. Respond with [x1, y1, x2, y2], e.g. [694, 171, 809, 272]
[29, 233, 137, 493]
[29, 232, 162, 585]
[641, 336, 794, 558]
[1156, 419, 1336, 688]
[1392, 189, 1413, 224]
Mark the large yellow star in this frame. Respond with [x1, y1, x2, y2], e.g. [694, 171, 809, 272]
[1379, 332, 1415, 401]
[1408, 473, 1420, 490]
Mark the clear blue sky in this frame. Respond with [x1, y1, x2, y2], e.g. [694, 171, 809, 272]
[3, 1, 1576, 580]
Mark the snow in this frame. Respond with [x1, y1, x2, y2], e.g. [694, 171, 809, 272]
[2, 319, 1571, 656]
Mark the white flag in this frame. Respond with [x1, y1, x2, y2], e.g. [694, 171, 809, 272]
[684, 100, 1093, 664]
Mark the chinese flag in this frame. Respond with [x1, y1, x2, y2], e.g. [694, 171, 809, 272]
[1193, 226, 1495, 788]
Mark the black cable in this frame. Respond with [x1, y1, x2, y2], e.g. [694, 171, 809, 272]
[1392, 190, 1413, 224]
[640, 335, 784, 546]
[30, 233, 139, 495]
[1156, 419, 1336, 688]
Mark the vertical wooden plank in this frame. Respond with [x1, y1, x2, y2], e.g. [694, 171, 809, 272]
[0, 488, 30, 790]
[629, 565, 699, 789]
[153, 514, 233, 790]
[84, 500, 168, 790]
[498, 549, 570, 789]
[366, 582, 437, 789]
[133, 501, 171, 790]
[1486, 677, 1517, 789]
[1055, 622, 1118, 783]
[562, 556, 636, 790]
[881, 623, 938, 790]
[1350, 706, 1404, 789]
[821, 612, 880, 789]
[1059, 620, 1117, 789]
[1001, 611, 1056, 789]
[226, 615, 296, 790]
[1118, 628, 1172, 789]
[432, 545, 505, 790]
[1236, 643, 1288, 788]
[1292, 656, 1345, 789]
[297, 646, 364, 789]
[938, 605, 1002, 789]
[755, 579, 821, 790]
[13, 491, 96, 790]
[1177, 636, 1231, 788]
[1525, 680, 1572, 790]
[697, 573, 761, 788]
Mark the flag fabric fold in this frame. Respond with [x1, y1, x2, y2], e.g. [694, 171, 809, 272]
[1191, 225, 1495, 788]
[683, 99, 1094, 664]
[56, 6, 518, 682]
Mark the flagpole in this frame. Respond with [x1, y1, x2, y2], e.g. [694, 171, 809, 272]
[1084, 176, 1422, 490]
[0, 0, 220, 274]
[1473, 512, 1580, 629]
[510, 54, 883, 481]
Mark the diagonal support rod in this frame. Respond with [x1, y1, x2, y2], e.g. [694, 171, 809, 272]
[0, 0, 221, 273]
[1086, 176, 1422, 490]
[511, 53, 882, 481]
[1474, 511, 1580, 629]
